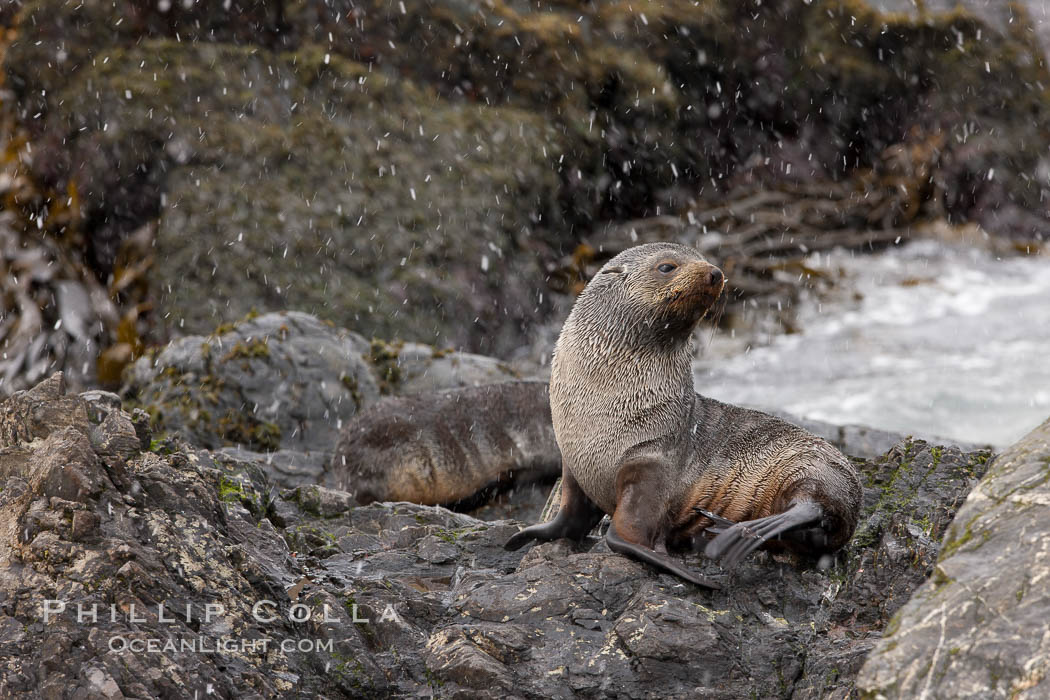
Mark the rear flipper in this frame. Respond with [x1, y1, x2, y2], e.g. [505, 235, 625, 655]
[701, 501, 824, 569]
[694, 509, 735, 534]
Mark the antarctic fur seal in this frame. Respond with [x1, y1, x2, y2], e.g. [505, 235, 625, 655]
[505, 242, 862, 586]
[330, 381, 560, 508]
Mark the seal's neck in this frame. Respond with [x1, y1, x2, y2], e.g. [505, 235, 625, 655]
[552, 309, 696, 413]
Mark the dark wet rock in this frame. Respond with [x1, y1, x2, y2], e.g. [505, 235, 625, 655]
[777, 412, 915, 461]
[214, 446, 329, 490]
[382, 342, 527, 395]
[0, 373, 1000, 698]
[0, 373, 91, 447]
[0, 376, 348, 697]
[857, 417, 1050, 699]
[770, 410, 990, 461]
[362, 337, 529, 396]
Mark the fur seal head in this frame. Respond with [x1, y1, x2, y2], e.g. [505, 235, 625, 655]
[569, 243, 725, 346]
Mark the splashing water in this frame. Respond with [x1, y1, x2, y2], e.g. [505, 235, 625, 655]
[695, 240, 1050, 448]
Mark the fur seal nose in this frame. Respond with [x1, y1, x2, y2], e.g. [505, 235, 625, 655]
[708, 267, 723, 286]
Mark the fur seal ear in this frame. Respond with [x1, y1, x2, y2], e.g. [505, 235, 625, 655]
[600, 266, 625, 274]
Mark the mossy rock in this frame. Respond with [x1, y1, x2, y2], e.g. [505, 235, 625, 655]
[38, 39, 571, 353]
[124, 311, 380, 453]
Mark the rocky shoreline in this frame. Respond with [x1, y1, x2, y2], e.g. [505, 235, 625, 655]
[2, 0, 1050, 696]
[3, 312, 1046, 697]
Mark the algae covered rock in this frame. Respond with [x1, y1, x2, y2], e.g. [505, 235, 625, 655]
[29, 35, 567, 354]
[123, 311, 379, 454]
[857, 417, 1050, 699]
[122, 311, 532, 477]
[5, 0, 1049, 375]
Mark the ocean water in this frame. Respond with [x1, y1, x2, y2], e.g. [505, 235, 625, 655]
[694, 240, 1050, 448]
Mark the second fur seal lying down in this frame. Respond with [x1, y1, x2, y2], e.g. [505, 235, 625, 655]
[505, 242, 862, 587]
[330, 381, 560, 508]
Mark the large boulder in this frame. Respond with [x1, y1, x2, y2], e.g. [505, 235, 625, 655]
[0, 373, 999, 698]
[0, 373, 359, 697]
[123, 311, 528, 484]
[857, 416, 1050, 699]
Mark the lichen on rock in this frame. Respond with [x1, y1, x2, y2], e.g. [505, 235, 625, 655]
[857, 417, 1050, 699]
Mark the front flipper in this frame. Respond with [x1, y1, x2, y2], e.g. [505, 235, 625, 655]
[607, 457, 721, 589]
[704, 501, 824, 568]
[505, 469, 603, 551]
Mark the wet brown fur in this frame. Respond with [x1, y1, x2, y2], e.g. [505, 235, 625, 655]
[329, 381, 560, 507]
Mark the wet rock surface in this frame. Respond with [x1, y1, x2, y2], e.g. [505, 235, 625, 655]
[858, 417, 1050, 699]
[0, 373, 997, 698]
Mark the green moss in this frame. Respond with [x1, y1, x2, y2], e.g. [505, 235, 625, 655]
[850, 440, 918, 548]
[432, 525, 488, 544]
[212, 321, 237, 336]
[340, 373, 363, 410]
[148, 437, 177, 455]
[367, 338, 404, 393]
[198, 374, 225, 405]
[939, 512, 981, 559]
[286, 523, 339, 555]
[930, 566, 955, 590]
[221, 338, 271, 362]
[964, 451, 993, 479]
[218, 475, 246, 503]
[882, 611, 903, 639]
[329, 648, 377, 695]
[434, 530, 459, 545]
[424, 666, 445, 691]
[216, 411, 281, 451]
[916, 513, 935, 538]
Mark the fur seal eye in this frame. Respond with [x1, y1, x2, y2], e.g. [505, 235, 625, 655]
[657, 263, 677, 274]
